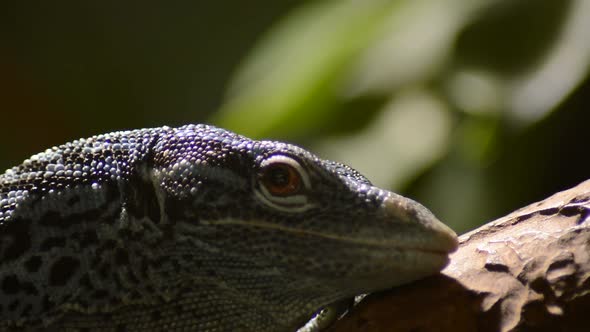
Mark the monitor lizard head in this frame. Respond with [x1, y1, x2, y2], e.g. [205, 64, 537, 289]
[152, 124, 458, 298]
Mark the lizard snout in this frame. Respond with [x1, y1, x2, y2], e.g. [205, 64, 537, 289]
[380, 191, 459, 254]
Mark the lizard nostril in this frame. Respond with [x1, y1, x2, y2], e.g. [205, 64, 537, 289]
[381, 192, 459, 253]
[381, 193, 423, 223]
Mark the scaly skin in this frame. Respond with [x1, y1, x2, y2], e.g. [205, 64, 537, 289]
[0, 124, 457, 331]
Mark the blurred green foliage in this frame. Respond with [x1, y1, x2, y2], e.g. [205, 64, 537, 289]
[2, 0, 590, 233]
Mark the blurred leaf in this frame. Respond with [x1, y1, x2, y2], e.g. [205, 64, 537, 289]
[507, 0, 590, 124]
[453, 0, 590, 125]
[456, 114, 500, 166]
[456, 0, 573, 76]
[346, 0, 491, 96]
[214, 0, 404, 139]
[315, 88, 453, 189]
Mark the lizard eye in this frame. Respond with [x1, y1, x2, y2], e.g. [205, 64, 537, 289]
[255, 155, 313, 212]
[260, 162, 301, 196]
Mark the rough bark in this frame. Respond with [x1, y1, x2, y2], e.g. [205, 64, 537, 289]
[330, 179, 590, 332]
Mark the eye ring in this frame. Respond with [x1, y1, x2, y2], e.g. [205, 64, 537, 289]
[254, 155, 313, 212]
[259, 162, 301, 196]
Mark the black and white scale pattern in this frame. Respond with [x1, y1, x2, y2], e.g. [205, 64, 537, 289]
[0, 124, 457, 331]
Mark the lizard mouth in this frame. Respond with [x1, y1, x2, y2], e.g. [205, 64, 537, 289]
[199, 218, 457, 255]
[200, 218, 453, 289]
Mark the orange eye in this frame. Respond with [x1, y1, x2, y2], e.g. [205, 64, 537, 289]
[260, 163, 302, 196]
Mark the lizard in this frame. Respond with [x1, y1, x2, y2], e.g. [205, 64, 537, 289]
[0, 124, 458, 331]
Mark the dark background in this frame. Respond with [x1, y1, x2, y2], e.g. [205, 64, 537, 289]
[2, 0, 590, 233]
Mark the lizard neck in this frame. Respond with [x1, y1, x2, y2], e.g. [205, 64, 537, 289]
[134, 222, 343, 331]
